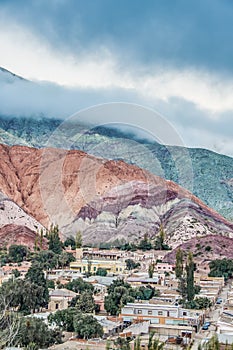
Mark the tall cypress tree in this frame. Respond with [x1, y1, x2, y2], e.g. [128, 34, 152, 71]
[186, 252, 195, 301]
[175, 248, 184, 279]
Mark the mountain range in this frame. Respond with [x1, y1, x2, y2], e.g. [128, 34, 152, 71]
[0, 114, 232, 222]
[0, 67, 232, 248]
[0, 143, 232, 247]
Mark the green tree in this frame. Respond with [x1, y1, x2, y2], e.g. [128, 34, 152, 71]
[148, 263, 155, 278]
[76, 231, 82, 248]
[0, 277, 48, 315]
[138, 234, 152, 251]
[104, 279, 134, 315]
[8, 244, 28, 263]
[15, 317, 62, 348]
[175, 248, 184, 279]
[154, 225, 171, 250]
[125, 259, 140, 270]
[73, 313, 103, 339]
[47, 280, 55, 289]
[75, 291, 95, 313]
[64, 236, 76, 249]
[133, 285, 159, 301]
[47, 224, 63, 254]
[96, 267, 108, 276]
[57, 251, 75, 268]
[33, 250, 58, 270]
[177, 275, 187, 300]
[209, 259, 233, 280]
[25, 262, 49, 309]
[66, 277, 94, 294]
[48, 307, 77, 332]
[184, 297, 212, 310]
[186, 252, 195, 301]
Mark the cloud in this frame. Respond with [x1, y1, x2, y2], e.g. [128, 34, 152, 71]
[0, 1, 232, 157]
[1, 0, 233, 73]
[1, 18, 233, 115]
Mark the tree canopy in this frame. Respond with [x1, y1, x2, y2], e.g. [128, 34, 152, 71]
[209, 258, 233, 279]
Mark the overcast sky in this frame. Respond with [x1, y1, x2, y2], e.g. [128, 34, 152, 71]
[0, 0, 233, 157]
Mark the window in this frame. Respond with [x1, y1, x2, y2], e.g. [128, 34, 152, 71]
[148, 310, 152, 315]
[93, 267, 96, 271]
[158, 311, 163, 316]
[55, 303, 59, 310]
[183, 312, 187, 316]
[138, 310, 142, 314]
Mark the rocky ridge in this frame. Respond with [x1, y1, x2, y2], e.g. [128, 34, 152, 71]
[0, 144, 232, 247]
[0, 115, 232, 221]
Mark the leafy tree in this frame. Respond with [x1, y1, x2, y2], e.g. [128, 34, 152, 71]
[75, 291, 95, 313]
[0, 276, 48, 314]
[209, 259, 233, 280]
[73, 313, 103, 339]
[66, 277, 94, 294]
[133, 285, 159, 300]
[96, 267, 108, 276]
[104, 279, 134, 315]
[33, 250, 58, 270]
[8, 245, 28, 263]
[47, 280, 55, 289]
[138, 234, 152, 251]
[48, 307, 77, 332]
[25, 262, 49, 309]
[15, 317, 62, 348]
[120, 242, 137, 251]
[185, 297, 212, 310]
[76, 231, 82, 248]
[64, 236, 76, 249]
[154, 225, 167, 250]
[47, 224, 63, 254]
[57, 251, 75, 268]
[125, 259, 140, 270]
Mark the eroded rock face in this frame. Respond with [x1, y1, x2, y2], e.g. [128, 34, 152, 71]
[0, 144, 232, 247]
[0, 224, 47, 250]
[164, 235, 233, 264]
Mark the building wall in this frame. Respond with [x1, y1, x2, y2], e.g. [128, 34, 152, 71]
[70, 259, 126, 274]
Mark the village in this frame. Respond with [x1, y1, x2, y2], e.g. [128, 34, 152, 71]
[1, 240, 233, 350]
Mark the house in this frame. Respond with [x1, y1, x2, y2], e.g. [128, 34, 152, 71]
[48, 288, 77, 311]
[70, 248, 127, 274]
[217, 312, 233, 344]
[155, 262, 175, 273]
[120, 302, 205, 337]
